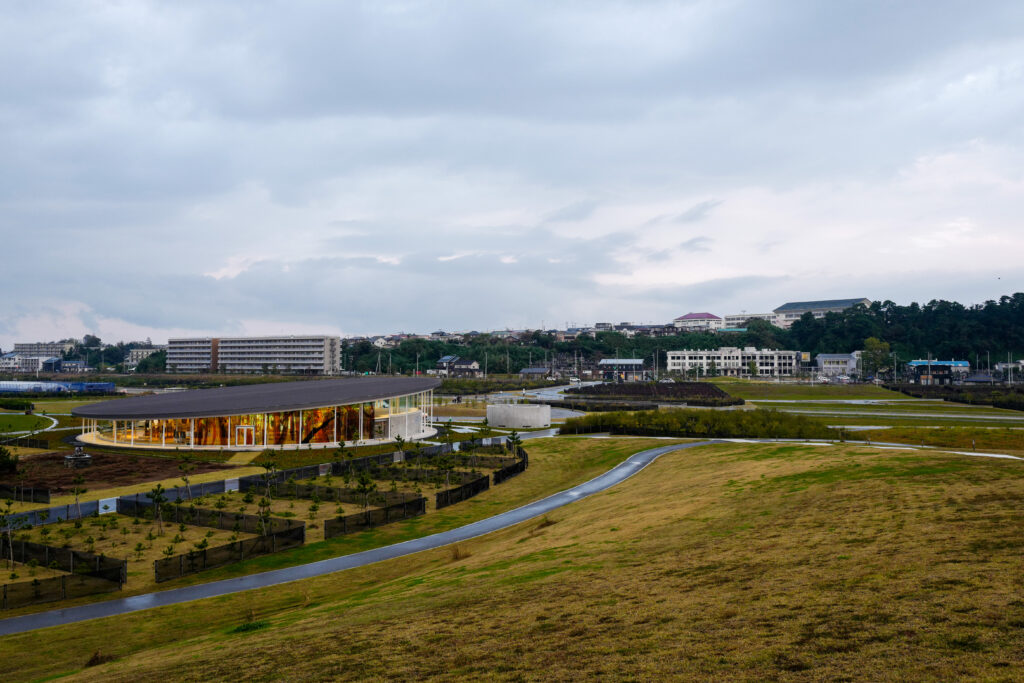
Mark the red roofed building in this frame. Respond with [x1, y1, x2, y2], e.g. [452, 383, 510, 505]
[672, 312, 723, 332]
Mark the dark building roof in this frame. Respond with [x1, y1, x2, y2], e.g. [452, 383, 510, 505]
[774, 298, 870, 313]
[72, 377, 441, 420]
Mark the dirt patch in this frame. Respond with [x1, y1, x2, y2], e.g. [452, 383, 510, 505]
[0, 451, 231, 493]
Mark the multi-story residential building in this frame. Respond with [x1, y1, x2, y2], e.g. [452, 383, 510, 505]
[666, 347, 801, 377]
[167, 336, 341, 375]
[723, 313, 776, 328]
[126, 347, 166, 368]
[0, 354, 63, 373]
[13, 341, 75, 357]
[772, 298, 871, 329]
[672, 313, 724, 332]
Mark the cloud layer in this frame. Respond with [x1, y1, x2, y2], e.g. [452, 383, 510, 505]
[2, 1, 1023, 346]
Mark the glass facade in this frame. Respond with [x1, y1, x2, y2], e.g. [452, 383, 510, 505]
[84, 389, 431, 449]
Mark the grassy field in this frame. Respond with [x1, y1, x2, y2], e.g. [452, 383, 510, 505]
[0, 437, 671, 621]
[860, 426, 1024, 456]
[4, 440, 1023, 680]
[711, 379, 903, 401]
[0, 414, 51, 434]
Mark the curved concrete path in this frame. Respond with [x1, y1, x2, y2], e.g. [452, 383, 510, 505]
[0, 440, 719, 637]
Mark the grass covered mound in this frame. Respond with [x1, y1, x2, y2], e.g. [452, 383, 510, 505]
[10, 441, 1024, 681]
[563, 407, 842, 440]
[566, 381, 743, 406]
[887, 383, 1024, 412]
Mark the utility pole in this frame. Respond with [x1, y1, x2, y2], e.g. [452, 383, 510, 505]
[415, 352, 419, 376]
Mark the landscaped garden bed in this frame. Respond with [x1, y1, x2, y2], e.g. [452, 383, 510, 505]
[566, 381, 743, 406]
[16, 512, 254, 589]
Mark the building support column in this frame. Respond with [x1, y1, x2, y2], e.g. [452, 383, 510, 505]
[162, 420, 166, 448]
[299, 410, 304, 445]
[333, 406, 337, 444]
[190, 418, 194, 449]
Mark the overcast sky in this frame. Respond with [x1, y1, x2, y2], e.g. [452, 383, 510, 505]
[2, 1, 1023, 348]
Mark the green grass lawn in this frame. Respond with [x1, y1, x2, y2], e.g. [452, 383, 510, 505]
[0, 414, 51, 434]
[6, 440, 1024, 681]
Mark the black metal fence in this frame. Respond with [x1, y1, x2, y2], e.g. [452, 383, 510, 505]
[436, 474, 491, 509]
[0, 484, 50, 504]
[323, 496, 427, 539]
[154, 523, 306, 582]
[117, 497, 302, 536]
[0, 436, 49, 449]
[0, 539, 125, 609]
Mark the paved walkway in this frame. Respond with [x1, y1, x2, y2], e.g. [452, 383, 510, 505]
[0, 440, 717, 637]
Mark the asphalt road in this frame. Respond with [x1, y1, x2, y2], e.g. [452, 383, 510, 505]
[0, 439, 718, 637]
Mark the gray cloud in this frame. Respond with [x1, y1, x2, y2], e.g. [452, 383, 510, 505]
[675, 200, 723, 224]
[1, 1, 1023, 346]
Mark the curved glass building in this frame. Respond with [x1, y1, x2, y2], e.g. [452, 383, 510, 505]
[72, 377, 439, 450]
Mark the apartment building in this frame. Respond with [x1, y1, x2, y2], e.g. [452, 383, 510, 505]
[126, 347, 165, 368]
[13, 341, 75, 357]
[666, 347, 801, 377]
[167, 336, 341, 375]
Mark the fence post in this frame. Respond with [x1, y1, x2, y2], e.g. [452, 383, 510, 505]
[62, 574, 67, 599]
[2, 583, 5, 610]
[179, 554, 184, 578]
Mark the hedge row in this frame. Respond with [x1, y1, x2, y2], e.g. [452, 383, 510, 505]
[566, 381, 743, 406]
[562, 408, 843, 440]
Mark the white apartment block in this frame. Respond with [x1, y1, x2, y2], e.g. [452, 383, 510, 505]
[127, 347, 165, 366]
[13, 341, 75, 357]
[167, 336, 341, 375]
[666, 347, 801, 377]
[723, 313, 776, 327]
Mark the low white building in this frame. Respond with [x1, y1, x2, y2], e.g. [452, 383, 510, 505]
[815, 352, 860, 377]
[723, 313, 776, 327]
[666, 347, 801, 377]
[772, 298, 871, 329]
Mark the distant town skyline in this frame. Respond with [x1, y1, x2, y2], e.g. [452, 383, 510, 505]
[2, 2, 1022, 350]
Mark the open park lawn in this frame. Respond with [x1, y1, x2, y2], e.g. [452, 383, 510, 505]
[0, 452, 230, 493]
[8, 440, 1024, 681]
[17, 514, 254, 590]
[0, 414, 52, 434]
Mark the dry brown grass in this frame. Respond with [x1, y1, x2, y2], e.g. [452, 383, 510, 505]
[5, 441, 1024, 681]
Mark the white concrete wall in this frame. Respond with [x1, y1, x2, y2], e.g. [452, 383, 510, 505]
[487, 404, 551, 429]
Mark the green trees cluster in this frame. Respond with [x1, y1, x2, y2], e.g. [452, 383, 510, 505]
[789, 294, 1024, 360]
[562, 408, 843, 440]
